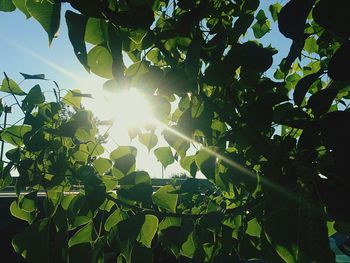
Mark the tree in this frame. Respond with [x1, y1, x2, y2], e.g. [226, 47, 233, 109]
[1, 0, 350, 262]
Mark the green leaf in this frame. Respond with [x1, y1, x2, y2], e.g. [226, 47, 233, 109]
[195, 149, 216, 180]
[110, 146, 138, 178]
[154, 147, 174, 169]
[1, 77, 26, 95]
[63, 89, 82, 109]
[66, 10, 89, 71]
[112, 155, 136, 179]
[119, 171, 151, 186]
[87, 45, 113, 78]
[68, 221, 95, 247]
[137, 215, 158, 248]
[180, 155, 197, 177]
[252, 10, 270, 39]
[12, 0, 31, 18]
[304, 37, 318, 54]
[158, 217, 181, 231]
[246, 218, 262, 237]
[12, 218, 50, 263]
[1, 125, 32, 146]
[139, 132, 158, 151]
[110, 146, 137, 161]
[26, 0, 61, 44]
[149, 95, 171, 121]
[181, 231, 197, 259]
[269, 3, 282, 22]
[93, 157, 112, 174]
[22, 84, 45, 112]
[0, 0, 15, 12]
[129, 29, 147, 45]
[105, 208, 128, 231]
[10, 200, 35, 223]
[152, 185, 178, 213]
[118, 183, 153, 202]
[162, 127, 190, 158]
[19, 192, 37, 212]
[85, 17, 108, 45]
[125, 60, 150, 83]
[20, 72, 46, 80]
[327, 221, 336, 237]
[146, 48, 161, 64]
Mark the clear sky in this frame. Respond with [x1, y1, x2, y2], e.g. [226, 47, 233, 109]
[0, 1, 291, 178]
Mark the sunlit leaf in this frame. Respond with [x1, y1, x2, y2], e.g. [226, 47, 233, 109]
[154, 147, 174, 169]
[63, 89, 82, 109]
[195, 149, 216, 180]
[152, 185, 178, 213]
[1, 125, 32, 146]
[269, 3, 282, 22]
[252, 10, 270, 39]
[87, 45, 113, 79]
[85, 17, 108, 45]
[105, 208, 128, 231]
[137, 215, 158, 248]
[10, 200, 35, 223]
[93, 158, 112, 174]
[68, 221, 96, 247]
[139, 132, 158, 151]
[1, 77, 26, 95]
[119, 171, 151, 186]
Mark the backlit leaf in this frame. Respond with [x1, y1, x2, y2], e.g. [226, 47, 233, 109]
[68, 221, 95, 247]
[87, 45, 113, 79]
[152, 185, 178, 213]
[1, 77, 26, 95]
[154, 147, 174, 169]
[139, 132, 158, 151]
[26, 0, 61, 44]
[137, 215, 158, 248]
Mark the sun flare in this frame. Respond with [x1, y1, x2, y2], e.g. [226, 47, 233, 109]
[106, 88, 154, 129]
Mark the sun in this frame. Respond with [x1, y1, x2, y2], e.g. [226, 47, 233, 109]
[91, 87, 154, 132]
[110, 88, 154, 129]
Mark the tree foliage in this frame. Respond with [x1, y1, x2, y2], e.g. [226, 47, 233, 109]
[1, 0, 350, 262]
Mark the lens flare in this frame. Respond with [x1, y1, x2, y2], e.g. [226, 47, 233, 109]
[108, 88, 154, 129]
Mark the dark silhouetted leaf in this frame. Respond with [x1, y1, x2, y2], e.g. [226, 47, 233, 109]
[26, 0, 61, 44]
[328, 42, 350, 81]
[65, 11, 89, 71]
[293, 70, 322, 106]
[20, 72, 46, 80]
[308, 88, 338, 116]
[0, 0, 15, 12]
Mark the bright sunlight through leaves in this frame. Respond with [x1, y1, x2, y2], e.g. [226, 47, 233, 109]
[107, 88, 154, 129]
